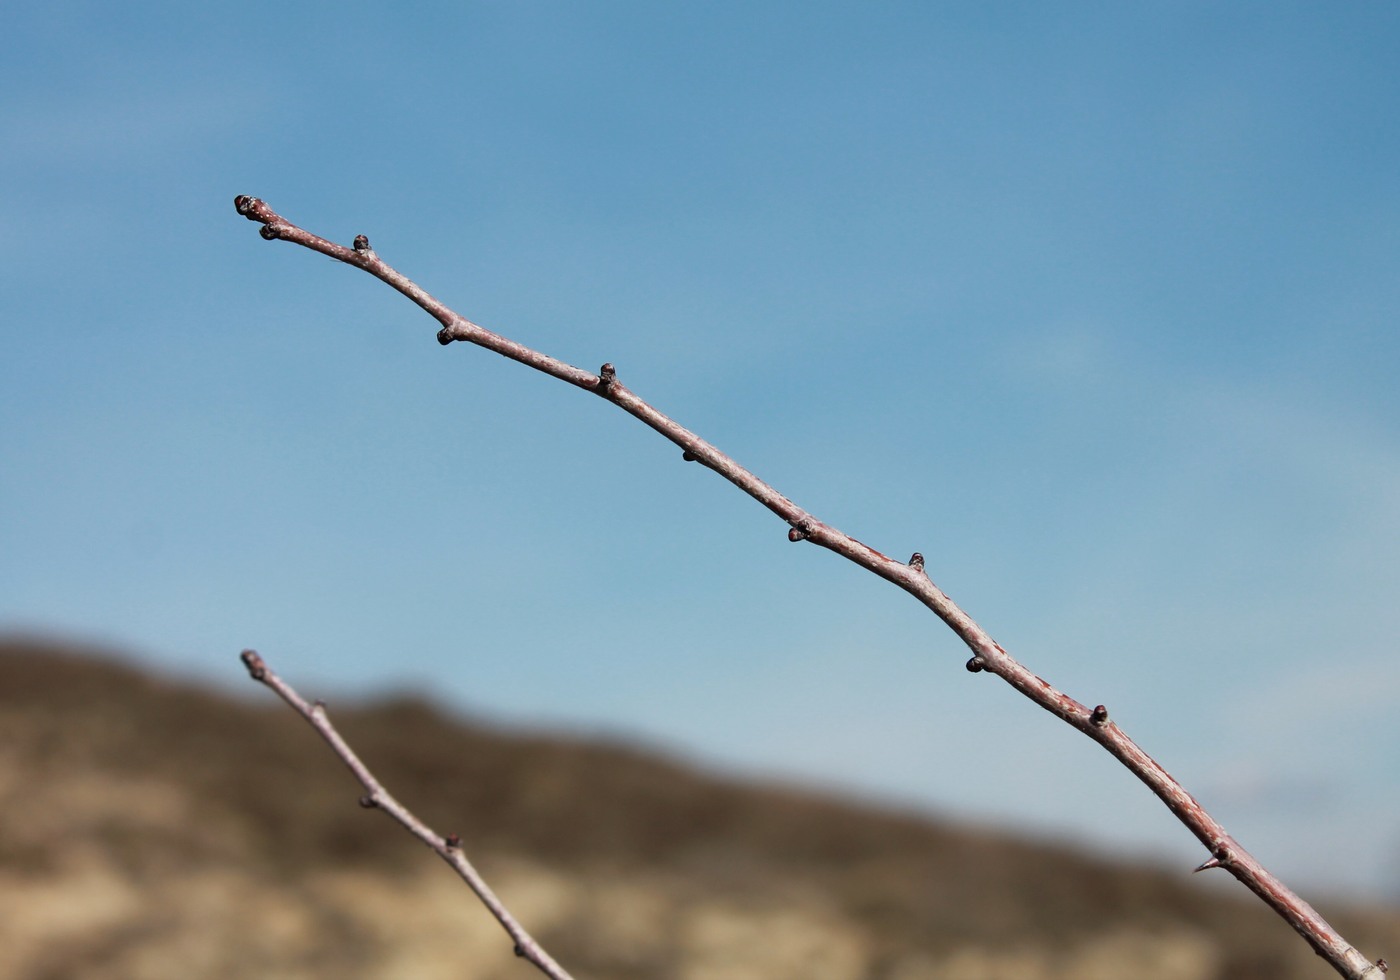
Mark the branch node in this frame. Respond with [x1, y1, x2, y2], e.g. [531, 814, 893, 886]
[258, 224, 281, 241]
[596, 362, 617, 393]
[1377, 958, 1388, 974]
[682, 449, 698, 462]
[1090, 704, 1109, 727]
[787, 522, 811, 542]
[436, 326, 455, 346]
[965, 656, 986, 673]
[514, 944, 526, 959]
[352, 234, 372, 252]
[359, 795, 378, 809]
[445, 833, 461, 849]
[239, 649, 266, 681]
[909, 552, 925, 571]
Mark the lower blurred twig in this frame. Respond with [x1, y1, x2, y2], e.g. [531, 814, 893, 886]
[239, 649, 574, 980]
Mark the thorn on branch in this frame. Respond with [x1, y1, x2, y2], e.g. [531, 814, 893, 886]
[965, 656, 986, 673]
[909, 552, 925, 571]
[239, 649, 266, 681]
[1090, 704, 1109, 726]
[1194, 844, 1233, 873]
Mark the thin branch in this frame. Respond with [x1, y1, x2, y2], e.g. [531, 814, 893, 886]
[239, 649, 575, 980]
[233, 195, 1387, 980]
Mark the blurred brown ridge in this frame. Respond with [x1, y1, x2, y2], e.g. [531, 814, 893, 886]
[1, 635, 1393, 979]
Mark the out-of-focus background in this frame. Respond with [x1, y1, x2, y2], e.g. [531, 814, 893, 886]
[2, 3, 1398, 975]
[2, 636, 1395, 978]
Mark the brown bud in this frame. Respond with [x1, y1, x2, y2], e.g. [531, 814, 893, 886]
[239, 649, 266, 680]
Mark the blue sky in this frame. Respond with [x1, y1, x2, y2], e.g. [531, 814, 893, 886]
[4, 3, 1399, 901]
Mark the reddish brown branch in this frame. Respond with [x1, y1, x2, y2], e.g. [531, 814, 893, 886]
[233, 195, 1386, 980]
[239, 649, 575, 980]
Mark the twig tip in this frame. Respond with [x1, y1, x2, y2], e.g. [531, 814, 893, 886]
[239, 649, 266, 680]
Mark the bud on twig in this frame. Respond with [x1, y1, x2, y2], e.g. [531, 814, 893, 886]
[596, 363, 616, 393]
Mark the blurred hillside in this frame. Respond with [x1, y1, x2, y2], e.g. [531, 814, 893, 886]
[0, 636, 1393, 979]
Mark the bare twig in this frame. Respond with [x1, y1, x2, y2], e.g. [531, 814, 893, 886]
[233, 195, 1387, 979]
[239, 649, 575, 980]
